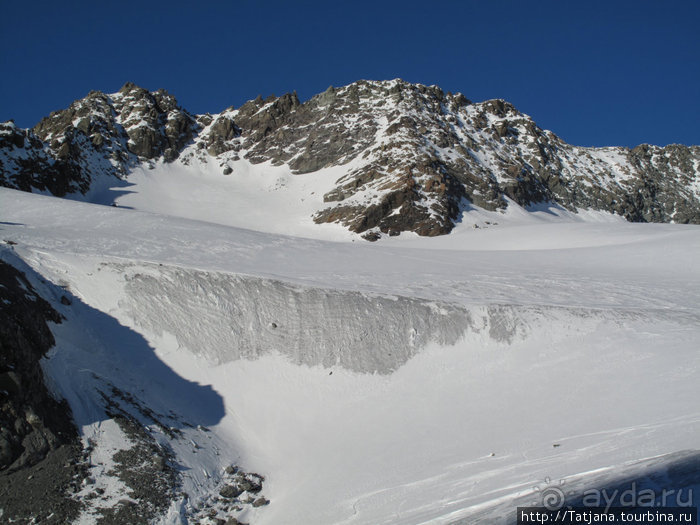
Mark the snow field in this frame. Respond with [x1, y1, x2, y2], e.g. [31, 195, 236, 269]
[1, 183, 699, 523]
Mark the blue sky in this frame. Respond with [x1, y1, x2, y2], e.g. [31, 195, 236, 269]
[1, 0, 698, 147]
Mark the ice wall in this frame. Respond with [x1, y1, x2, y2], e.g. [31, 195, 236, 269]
[116, 263, 625, 374]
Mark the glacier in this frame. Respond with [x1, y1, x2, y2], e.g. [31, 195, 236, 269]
[1, 184, 699, 524]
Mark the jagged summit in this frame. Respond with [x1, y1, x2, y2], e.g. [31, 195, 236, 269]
[1, 79, 699, 239]
[118, 81, 140, 93]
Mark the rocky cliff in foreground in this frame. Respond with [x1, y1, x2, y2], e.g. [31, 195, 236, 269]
[2, 79, 699, 239]
[0, 254, 85, 523]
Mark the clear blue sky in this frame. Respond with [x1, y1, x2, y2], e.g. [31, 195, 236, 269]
[1, 0, 698, 148]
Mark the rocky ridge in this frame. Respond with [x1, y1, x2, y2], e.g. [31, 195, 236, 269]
[2, 79, 699, 239]
[0, 250, 86, 523]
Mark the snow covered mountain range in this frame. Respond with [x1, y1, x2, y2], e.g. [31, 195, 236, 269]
[2, 79, 699, 239]
[1, 80, 699, 525]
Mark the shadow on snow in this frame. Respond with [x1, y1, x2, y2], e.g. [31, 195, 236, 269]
[0, 246, 225, 432]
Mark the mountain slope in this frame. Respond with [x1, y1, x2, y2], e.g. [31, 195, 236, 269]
[1, 187, 699, 523]
[2, 80, 699, 240]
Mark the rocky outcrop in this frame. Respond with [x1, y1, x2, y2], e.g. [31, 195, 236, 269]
[0, 83, 199, 198]
[0, 258, 74, 471]
[1, 79, 699, 238]
[187, 464, 268, 524]
[32, 82, 199, 165]
[197, 110, 241, 157]
[234, 86, 379, 173]
[303, 81, 700, 236]
[32, 89, 134, 188]
[0, 121, 91, 196]
[110, 82, 199, 162]
[0, 254, 85, 523]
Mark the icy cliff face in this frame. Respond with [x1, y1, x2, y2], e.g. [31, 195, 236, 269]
[2, 80, 700, 238]
[121, 263, 471, 373]
[114, 262, 654, 375]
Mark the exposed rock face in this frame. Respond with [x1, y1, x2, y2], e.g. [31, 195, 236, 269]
[198, 110, 241, 156]
[0, 254, 85, 523]
[32, 89, 134, 188]
[0, 121, 90, 196]
[234, 87, 377, 173]
[110, 82, 199, 162]
[0, 258, 74, 471]
[1, 83, 199, 199]
[1, 79, 699, 238]
[301, 82, 700, 236]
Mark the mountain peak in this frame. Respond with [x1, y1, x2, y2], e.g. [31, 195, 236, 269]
[118, 81, 145, 94]
[1, 80, 699, 239]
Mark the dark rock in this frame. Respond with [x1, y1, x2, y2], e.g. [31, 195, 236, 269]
[0, 370, 22, 393]
[0, 121, 90, 196]
[220, 484, 243, 499]
[238, 479, 255, 492]
[0, 256, 85, 523]
[361, 231, 382, 242]
[203, 113, 240, 156]
[0, 434, 14, 466]
[103, 82, 199, 162]
[0, 259, 70, 469]
[152, 455, 166, 471]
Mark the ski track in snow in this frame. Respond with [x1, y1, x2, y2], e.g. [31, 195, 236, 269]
[1, 185, 699, 524]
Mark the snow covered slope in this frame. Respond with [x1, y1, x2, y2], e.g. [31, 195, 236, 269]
[1, 186, 699, 524]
